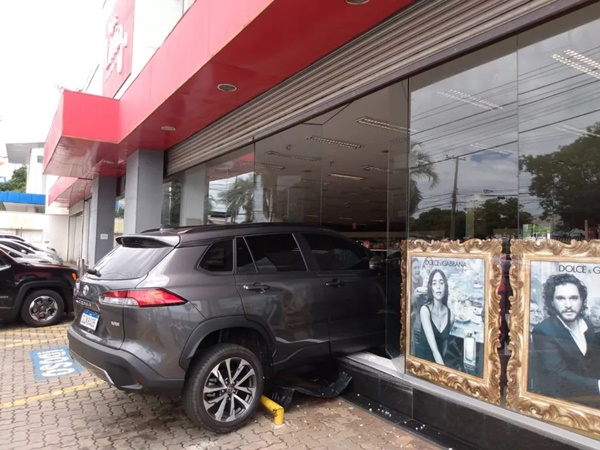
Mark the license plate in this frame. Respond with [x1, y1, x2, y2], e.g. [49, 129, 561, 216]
[80, 309, 99, 331]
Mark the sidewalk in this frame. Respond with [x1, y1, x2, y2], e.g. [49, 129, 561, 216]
[0, 319, 442, 449]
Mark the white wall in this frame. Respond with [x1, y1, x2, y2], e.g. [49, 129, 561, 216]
[45, 215, 70, 259]
[26, 148, 46, 194]
[116, 0, 184, 99]
[0, 211, 68, 260]
[84, 0, 184, 98]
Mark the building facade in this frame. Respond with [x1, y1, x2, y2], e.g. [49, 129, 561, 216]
[43, 0, 600, 447]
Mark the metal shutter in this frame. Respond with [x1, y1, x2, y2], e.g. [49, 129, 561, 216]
[166, 0, 582, 176]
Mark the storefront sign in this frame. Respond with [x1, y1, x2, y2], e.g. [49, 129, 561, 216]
[30, 346, 85, 381]
[402, 239, 502, 404]
[507, 239, 600, 437]
[103, 0, 135, 97]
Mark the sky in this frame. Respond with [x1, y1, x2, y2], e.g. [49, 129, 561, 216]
[0, 0, 102, 178]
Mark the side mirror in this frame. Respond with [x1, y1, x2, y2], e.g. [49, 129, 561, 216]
[369, 255, 384, 272]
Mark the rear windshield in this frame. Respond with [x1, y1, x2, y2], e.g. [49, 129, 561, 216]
[91, 238, 173, 280]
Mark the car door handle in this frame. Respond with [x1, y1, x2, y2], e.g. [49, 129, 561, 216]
[243, 283, 271, 292]
[325, 279, 345, 288]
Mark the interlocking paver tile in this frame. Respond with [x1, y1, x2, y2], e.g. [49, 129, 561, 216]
[1, 319, 441, 450]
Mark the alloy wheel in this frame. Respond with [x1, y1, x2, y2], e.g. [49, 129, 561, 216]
[28, 296, 58, 322]
[202, 357, 257, 423]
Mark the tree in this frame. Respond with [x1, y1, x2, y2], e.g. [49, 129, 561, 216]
[410, 198, 532, 239]
[0, 166, 27, 192]
[470, 197, 532, 238]
[409, 144, 440, 216]
[218, 176, 254, 223]
[411, 207, 465, 237]
[520, 122, 600, 230]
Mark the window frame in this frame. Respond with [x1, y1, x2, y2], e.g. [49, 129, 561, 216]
[299, 232, 373, 272]
[242, 232, 309, 274]
[196, 238, 235, 275]
[234, 236, 258, 275]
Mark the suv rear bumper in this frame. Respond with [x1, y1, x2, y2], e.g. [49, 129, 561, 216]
[68, 327, 184, 395]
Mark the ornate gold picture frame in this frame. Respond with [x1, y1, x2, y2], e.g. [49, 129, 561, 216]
[507, 239, 600, 437]
[402, 239, 502, 404]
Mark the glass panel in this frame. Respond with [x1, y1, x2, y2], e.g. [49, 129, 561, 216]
[92, 239, 172, 280]
[236, 237, 256, 274]
[409, 39, 519, 240]
[254, 122, 325, 224]
[302, 233, 370, 271]
[518, 3, 600, 408]
[518, 5, 600, 241]
[161, 179, 181, 227]
[114, 198, 124, 241]
[199, 240, 234, 273]
[245, 234, 306, 273]
[207, 145, 255, 224]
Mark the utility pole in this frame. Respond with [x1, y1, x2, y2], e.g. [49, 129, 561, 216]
[450, 156, 466, 239]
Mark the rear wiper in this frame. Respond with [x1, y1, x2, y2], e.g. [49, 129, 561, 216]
[87, 268, 102, 277]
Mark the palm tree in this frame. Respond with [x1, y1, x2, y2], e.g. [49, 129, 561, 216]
[408, 143, 439, 216]
[218, 176, 254, 223]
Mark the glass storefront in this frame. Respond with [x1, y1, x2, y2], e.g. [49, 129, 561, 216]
[162, 2, 600, 439]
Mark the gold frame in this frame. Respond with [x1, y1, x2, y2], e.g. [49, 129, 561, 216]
[402, 239, 502, 404]
[507, 239, 600, 436]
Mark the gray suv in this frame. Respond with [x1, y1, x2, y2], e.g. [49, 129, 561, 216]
[68, 224, 385, 433]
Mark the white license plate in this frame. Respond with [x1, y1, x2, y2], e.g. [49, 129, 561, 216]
[80, 309, 99, 331]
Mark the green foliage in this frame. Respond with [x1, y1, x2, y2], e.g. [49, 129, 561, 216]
[218, 176, 254, 223]
[0, 166, 27, 192]
[470, 197, 532, 238]
[520, 122, 600, 230]
[411, 198, 532, 239]
[411, 207, 465, 235]
[409, 144, 440, 216]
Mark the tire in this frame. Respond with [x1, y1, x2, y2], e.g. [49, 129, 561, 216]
[20, 290, 65, 327]
[183, 344, 264, 433]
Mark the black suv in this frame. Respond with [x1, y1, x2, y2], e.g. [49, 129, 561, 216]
[0, 249, 78, 327]
[68, 224, 386, 432]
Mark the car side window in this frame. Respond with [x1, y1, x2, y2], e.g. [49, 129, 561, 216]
[245, 234, 307, 273]
[0, 253, 9, 270]
[303, 233, 370, 271]
[236, 238, 257, 274]
[199, 240, 233, 273]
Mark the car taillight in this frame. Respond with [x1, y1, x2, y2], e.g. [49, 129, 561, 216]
[99, 289, 186, 307]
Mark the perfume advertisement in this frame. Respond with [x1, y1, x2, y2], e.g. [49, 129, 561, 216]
[527, 260, 600, 408]
[409, 255, 485, 377]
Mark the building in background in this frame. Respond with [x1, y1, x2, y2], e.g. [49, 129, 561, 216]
[0, 141, 69, 256]
[40, 1, 600, 448]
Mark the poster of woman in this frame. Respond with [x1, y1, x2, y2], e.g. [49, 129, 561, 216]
[410, 257, 485, 376]
[402, 239, 502, 404]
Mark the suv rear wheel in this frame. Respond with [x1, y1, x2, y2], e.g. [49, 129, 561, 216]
[21, 289, 65, 327]
[183, 344, 264, 433]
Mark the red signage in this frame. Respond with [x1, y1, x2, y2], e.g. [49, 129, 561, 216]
[103, 0, 135, 98]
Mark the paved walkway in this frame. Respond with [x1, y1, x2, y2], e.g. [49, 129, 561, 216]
[0, 318, 441, 449]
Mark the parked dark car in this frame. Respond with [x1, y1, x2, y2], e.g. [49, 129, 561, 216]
[0, 249, 78, 327]
[68, 224, 386, 433]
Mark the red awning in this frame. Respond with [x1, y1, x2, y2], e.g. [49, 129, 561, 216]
[45, 0, 415, 205]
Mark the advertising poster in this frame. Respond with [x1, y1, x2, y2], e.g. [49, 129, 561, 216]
[402, 239, 502, 404]
[507, 239, 600, 437]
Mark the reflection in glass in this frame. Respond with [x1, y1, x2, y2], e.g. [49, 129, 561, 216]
[409, 40, 519, 241]
[161, 180, 181, 227]
[206, 146, 255, 224]
[518, 5, 600, 241]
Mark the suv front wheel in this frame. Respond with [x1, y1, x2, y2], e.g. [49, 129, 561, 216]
[21, 289, 65, 327]
[183, 344, 264, 433]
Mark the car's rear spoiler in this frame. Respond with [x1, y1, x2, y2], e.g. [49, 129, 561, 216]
[116, 235, 180, 247]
